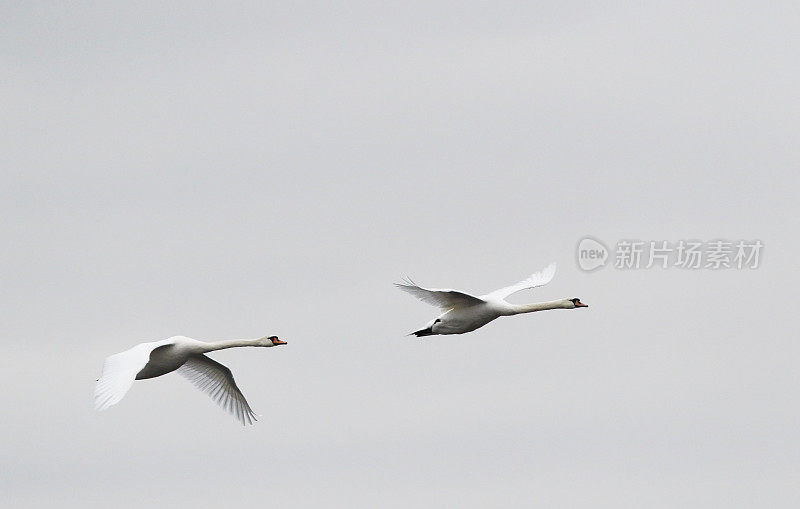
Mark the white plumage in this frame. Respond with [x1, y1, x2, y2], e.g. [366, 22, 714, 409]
[396, 263, 587, 336]
[94, 335, 286, 425]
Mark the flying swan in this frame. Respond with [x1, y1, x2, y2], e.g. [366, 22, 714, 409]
[396, 263, 587, 336]
[94, 335, 286, 425]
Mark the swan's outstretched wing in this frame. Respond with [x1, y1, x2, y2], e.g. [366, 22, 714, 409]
[481, 263, 557, 301]
[94, 339, 172, 411]
[177, 354, 257, 425]
[395, 278, 486, 310]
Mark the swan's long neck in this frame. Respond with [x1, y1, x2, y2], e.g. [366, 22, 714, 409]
[505, 299, 572, 315]
[198, 338, 267, 353]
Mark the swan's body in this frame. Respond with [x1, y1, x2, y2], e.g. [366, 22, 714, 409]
[396, 263, 587, 336]
[94, 335, 286, 425]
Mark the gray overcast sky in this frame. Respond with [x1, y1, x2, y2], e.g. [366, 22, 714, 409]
[2, 1, 799, 507]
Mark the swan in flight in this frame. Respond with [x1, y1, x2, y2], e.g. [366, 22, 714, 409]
[94, 335, 287, 425]
[396, 263, 587, 336]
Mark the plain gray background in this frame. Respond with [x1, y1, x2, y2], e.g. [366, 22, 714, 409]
[2, 1, 798, 507]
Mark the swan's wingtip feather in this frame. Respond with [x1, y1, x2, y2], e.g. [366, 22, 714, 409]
[395, 277, 420, 289]
[535, 262, 557, 281]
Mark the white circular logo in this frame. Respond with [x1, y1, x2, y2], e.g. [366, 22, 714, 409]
[576, 237, 608, 271]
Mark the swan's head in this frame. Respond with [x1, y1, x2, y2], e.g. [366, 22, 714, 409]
[569, 298, 588, 308]
[265, 335, 287, 346]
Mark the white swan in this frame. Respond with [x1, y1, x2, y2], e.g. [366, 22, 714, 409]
[94, 335, 286, 425]
[396, 263, 587, 336]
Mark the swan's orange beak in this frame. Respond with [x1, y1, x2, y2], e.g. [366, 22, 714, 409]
[272, 338, 287, 345]
[574, 300, 588, 308]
